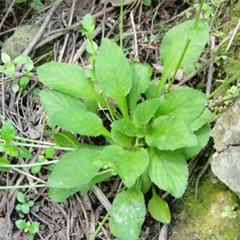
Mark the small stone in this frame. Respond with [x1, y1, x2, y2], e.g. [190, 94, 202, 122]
[211, 100, 240, 152]
[211, 146, 240, 197]
[2, 25, 40, 59]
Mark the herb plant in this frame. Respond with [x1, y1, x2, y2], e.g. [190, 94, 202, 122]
[16, 191, 34, 214]
[34, 11, 212, 239]
[15, 219, 39, 240]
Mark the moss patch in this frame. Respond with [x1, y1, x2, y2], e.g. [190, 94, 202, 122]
[170, 175, 240, 240]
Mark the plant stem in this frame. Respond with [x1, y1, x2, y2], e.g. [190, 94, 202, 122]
[0, 184, 47, 190]
[0, 160, 58, 168]
[166, 39, 191, 93]
[90, 211, 110, 240]
[194, 0, 205, 28]
[120, 0, 124, 49]
[207, 70, 240, 99]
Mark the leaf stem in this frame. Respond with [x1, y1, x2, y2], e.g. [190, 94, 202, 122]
[90, 211, 110, 240]
[166, 39, 191, 93]
[0, 184, 47, 190]
[194, 0, 205, 28]
[120, 0, 124, 49]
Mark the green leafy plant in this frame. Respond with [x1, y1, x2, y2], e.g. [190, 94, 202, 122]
[15, 219, 39, 240]
[33, 9, 212, 239]
[0, 121, 32, 170]
[221, 205, 238, 219]
[16, 192, 34, 214]
[0, 53, 34, 93]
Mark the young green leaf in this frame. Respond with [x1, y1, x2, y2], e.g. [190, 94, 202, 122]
[16, 219, 27, 230]
[17, 192, 25, 203]
[160, 19, 209, 85]
[148, 188, 171, 223]
[1, 53, 11, 63]
[82, 13, 95, 34]
[19, 76, 30, 87]
[0, 155, 10, 171]
[28, 222, 39, 234]
[47, 149, 102, 189]
[179, 125, 211, 159]
[139, 171, 152, 194]
[128, 62, 152, 114]
[40, 90, 109, 137]
[101, 146, 149, 188]
[145, 115, 197, 151]
[147, 148, 188, 198]
[111, 128, 134, 148]
[95, 39, 132, 110]
[133, 99, 160, 128]
[5, 63, 15, 77]
[156, 88, 206, 125]
[144, 80, 160, 99]
[21, 202, 30, 214]
[37, 62, 101, 102]
[53, 131, 80, 148]
[45, 147, 54, 158]
[110, 188, 146, 240]
[111, 119, 137, 137]
[1, 120, 16, 143]
[19, 147, 32, 159]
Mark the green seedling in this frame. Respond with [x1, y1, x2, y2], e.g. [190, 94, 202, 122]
[35, 6, 213, 239]
[0, 121, 32, 171]
[15, 219, 39, 239]
[16, 192, 34, 214]
[0, 53, 34, 93]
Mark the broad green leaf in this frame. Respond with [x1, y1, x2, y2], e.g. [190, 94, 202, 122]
[110, 188, 145, 240]
[47, 149, 102, 188]
[0, 155, 10, 171]
[82, 14, 95, 34]
[101, 146, 149, 187]
[111, 128, 134, 148]
[156, 88, 206, 125]
[179, 125, 211, 159]
[133, 99, 160, 128]
[189, 108, 213, 131]
[145, 115, 197, 151]
[19, 76, 29, 86]
[128, 62, 152, 114]
[95, 39, 132, 109]
[84, 98, 99, 115]
[1, 120, 16, 143]
[49, 170, 113, 202]
[148, 188, 171, 223]
[148, 148, 188, 198]
[5, 145, 19, 157]
[160, 19, 209, 82]
[37, 62, 101, 101]
[54, 131, 80, 148]
[111, 119, 137, 137]
[40, 90, 108, 137]
[49, 187, 80, 202]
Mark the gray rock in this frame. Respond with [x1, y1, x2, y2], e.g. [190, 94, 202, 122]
[2, 24, 39, 59]
[211, 146, 240, 197]
[211, 100, 240, 197]
[211, 100, 240, 152]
